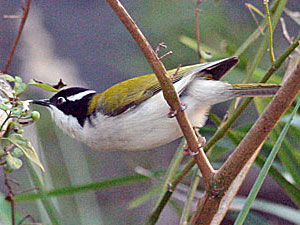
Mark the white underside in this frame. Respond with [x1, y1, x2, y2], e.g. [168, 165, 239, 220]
[50, 78, 234, 151]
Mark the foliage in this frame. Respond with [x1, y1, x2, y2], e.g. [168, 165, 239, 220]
[0, 75, 57, 172]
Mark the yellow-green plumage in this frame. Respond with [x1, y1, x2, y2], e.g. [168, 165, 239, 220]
[88, 64, 203, 116]
[33, 57, 283, 151]
[87, 61, 281, 117]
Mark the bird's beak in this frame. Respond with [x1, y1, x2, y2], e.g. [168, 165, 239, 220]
[31, 99, 51, 107]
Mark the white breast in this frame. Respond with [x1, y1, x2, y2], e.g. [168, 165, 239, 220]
[80, 79, 232, 151]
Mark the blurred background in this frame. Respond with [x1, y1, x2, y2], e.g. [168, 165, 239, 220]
[0, 0, 299, 224]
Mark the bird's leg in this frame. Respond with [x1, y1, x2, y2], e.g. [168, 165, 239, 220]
[168, 102, 187, 118]
[184, 127, 206, 156]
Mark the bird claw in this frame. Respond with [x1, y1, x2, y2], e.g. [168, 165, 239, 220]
[184, 136, 206, 156]
[168, 103, 187, 118]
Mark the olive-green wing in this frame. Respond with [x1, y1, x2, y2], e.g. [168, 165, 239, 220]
[88, 64, 201, 116]
[88, 56, 238, 116]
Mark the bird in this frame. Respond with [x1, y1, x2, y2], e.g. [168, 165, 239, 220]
[31, 57, 280, 151]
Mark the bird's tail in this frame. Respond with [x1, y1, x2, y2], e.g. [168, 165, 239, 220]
[231, 84, 281, 97]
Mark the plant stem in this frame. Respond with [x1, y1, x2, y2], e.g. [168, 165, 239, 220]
[3, 0, 31, 73]
[264, 0, 276, 62]
[234, 98, 300, 225]
[149, 7, 300, 222]
[106, 0, 214, 203]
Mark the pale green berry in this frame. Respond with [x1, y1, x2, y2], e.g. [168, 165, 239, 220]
[31, 111, 40, 121]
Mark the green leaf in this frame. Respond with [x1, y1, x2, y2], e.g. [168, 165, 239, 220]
[228, 211, 270, 225]
[5, 153, 23, 173]
[128, 185, 161, 209]
[14, 82, 27, 96]
[0, 74, 15, 82]
[10, 107, 23, 115]
[11, 147, 24, 158]
[178, 35, 220, 58]
[0, 103, 11, 111]
[0, 194, 14, 224]
[15, 76, 22, 83]
[28, 79, 59, 92]
[5, 134, 45, 172]
[258, 99, 300, 187]
[15, 173, 161, 201]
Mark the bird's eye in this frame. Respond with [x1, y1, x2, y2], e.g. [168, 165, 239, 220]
[57, 97, 66, 105]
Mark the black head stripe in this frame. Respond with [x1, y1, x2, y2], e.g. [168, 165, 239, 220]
[50, 87, 96, 127]
[50, 87, 90, 102]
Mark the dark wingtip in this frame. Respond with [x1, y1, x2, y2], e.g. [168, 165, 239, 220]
[31, 99, 50, 107]
[206, 56, 239, 80]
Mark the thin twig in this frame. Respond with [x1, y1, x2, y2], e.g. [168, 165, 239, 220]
[4, 170, 15, 225]
[244, 0, 286, 82]
[159, 51, 173, 60]
[264, 0, 276, 62]
[105, 0, 214, 185]
[155, 42, 167, 54]
[3, 135, 16, 225]
[234, 0, 280, 57]
[245, 3, 265, 35]
[17, 214, 35, 225]
[195, 0, 203, 61]
[15, 187, 41, 195]
[3, 15, 23, 20]
[280, 18, 300, 54]
[179, 170, 201, 225]
[170, 64, 182, 81]
[280, 18, 293, 44]
[3, 0, 31, 73]
[155, 42, 173, 60]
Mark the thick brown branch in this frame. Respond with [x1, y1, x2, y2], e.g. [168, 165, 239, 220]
[3, 0, 31, 73]
[106, 0, 214, 183]
[191, 58, 300, 224]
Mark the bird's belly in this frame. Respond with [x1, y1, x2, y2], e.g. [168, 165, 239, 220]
[82, 94, 210, 151]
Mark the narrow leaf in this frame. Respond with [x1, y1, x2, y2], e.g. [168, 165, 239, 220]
[28, 79, 59, 92]
[178, 35, 219, 58]
[234, 98, 300, 225]
[128, 185, 161, 209]
[245, 3, 265, 18]
[15, 173, 160, 201]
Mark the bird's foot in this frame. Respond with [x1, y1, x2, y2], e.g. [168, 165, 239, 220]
[168, 103, 187, 118]
[184, 135, 206, 156]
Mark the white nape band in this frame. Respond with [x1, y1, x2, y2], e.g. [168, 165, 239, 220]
[67, 90, 96, 102]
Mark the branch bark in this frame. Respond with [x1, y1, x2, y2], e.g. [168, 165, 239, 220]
[3, 0, 31, 73]
[191, 58, 300, 225]
[105, 0, 214, 184]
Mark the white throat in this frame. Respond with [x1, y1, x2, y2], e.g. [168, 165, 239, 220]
[49, 105, 84, 140]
